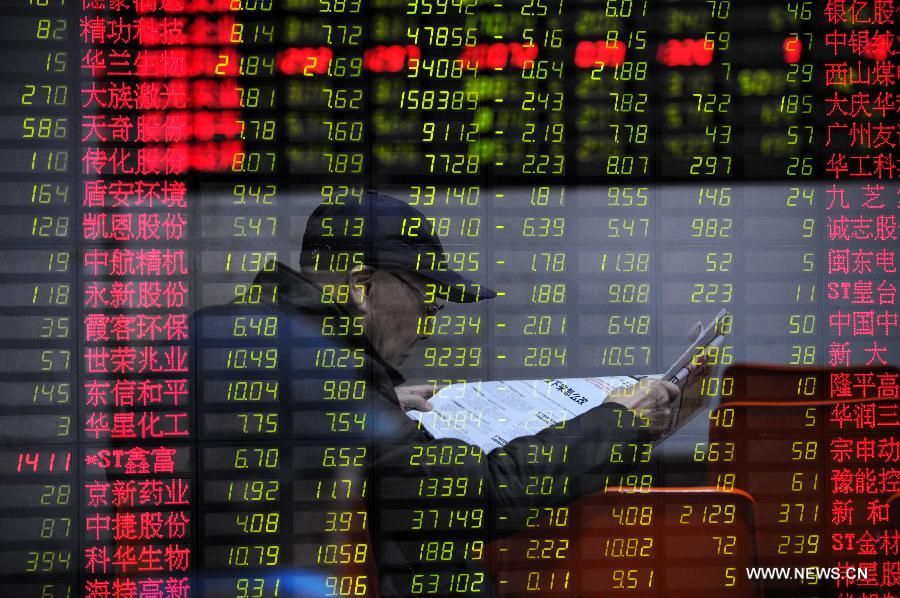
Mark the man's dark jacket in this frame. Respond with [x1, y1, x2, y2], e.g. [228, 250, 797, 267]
[195, 262, 651, 597]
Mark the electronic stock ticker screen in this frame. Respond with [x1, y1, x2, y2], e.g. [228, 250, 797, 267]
[0, 0, 897, 596]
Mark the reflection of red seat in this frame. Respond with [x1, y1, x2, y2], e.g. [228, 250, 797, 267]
[487, 486, 760, 597]
[707, 364, 899, 596]
[320, 364, 900, 596]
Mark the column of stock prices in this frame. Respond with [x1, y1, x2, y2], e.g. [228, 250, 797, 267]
[0, 0, 897, 596]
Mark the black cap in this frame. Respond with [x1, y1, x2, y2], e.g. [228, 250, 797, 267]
[301, 190, 496, 303]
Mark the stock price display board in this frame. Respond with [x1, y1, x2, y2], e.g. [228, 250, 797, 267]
[0, 0, 897, 596]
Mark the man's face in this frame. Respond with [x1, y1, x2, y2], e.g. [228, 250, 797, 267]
[366, 269, 441, 366]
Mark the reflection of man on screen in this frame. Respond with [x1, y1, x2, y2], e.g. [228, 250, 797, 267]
[198, 190, 680, 596]
[296, 190, 679, 426]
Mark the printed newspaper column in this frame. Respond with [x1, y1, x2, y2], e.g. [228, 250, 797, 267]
[822, 0, 897, 593]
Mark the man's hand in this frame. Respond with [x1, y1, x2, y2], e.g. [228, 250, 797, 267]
[395, 384, 443, 412]
[606, 379, 680, 437]
[680, 352, 713, 412]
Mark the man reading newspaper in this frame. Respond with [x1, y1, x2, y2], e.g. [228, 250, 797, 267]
[407, 310, 729, 452]
[197, 191, 718, 596]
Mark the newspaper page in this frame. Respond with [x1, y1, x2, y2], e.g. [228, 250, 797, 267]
[658, 309, 731, 432]
[407, 311, 731, 451]
[407, 376, 639, 452]
[665, 334, 727, 431]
